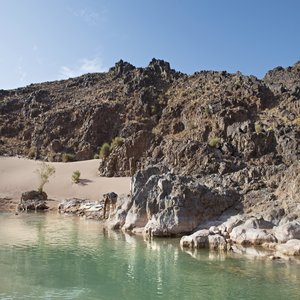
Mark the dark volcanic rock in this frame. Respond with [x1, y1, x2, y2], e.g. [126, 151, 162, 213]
[17, 190, 48, 211]
[1, 59, 300, 232]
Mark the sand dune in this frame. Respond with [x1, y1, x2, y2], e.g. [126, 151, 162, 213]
[0, 157, 131, 209]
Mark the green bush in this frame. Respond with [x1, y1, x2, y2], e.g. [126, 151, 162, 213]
[208, 137, 220, 148]
[293, 118, 300, 126]
[72, 170, 81, 184]
[94, 154, 100, 159]
[111, 137, 124, 148]
[62, 153, 74, 162]
[255, 122, 262, 134]
[36, 162, 55, 192]
[99, 143, 110, 159]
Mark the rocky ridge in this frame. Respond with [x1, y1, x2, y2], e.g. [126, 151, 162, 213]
[1, 59, 300, 256]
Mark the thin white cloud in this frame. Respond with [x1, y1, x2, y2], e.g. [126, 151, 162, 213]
[59, 58, 108, 79]
[69, 7, 107, 25]
[75, 8, 99, 25]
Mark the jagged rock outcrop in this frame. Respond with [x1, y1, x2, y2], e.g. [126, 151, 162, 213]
[17, 190, 48, 211]
[122, 166, 239, 236]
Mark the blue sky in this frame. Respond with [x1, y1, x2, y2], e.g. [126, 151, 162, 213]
[0, 0, 299, 89]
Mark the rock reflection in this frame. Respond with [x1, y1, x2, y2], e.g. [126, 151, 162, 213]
[1, 213, 300, 300]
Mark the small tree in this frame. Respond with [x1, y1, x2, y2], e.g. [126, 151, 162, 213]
[72, 170, 81, 184]
[99, 143, 110, 159]
[36, 162, 55, 193]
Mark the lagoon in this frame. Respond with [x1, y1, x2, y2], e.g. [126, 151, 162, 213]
[0, 213, 299, 300]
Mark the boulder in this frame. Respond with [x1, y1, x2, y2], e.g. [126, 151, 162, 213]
[58, 198, 85, 213]
[105, 195, 133, 229]
[58, 198, 104, 219]
[218, 215, 245, 235]
[276, 239, 300, 256]
[273, 221, 300, 243]
[17, 190, 48, 211]
[180, 230, 210, 249]
[21, 190, 47, 201]
[230, 228, 276, 246]
[243, 217, 274, 229]
[180, 230, 227, 251]
[208, 234, 227, 251]
[230, 217, 276, 245]
[123, 166, 239, 236]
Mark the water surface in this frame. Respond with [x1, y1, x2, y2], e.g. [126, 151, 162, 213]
[0, 213, 299, 300]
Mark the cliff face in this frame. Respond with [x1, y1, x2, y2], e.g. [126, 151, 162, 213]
[1, 59, 300, 182]
[0, 59, 177, 161]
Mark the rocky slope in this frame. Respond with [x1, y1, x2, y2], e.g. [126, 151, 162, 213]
[1, 59, 300, 173]
[1, 59, 300, 249]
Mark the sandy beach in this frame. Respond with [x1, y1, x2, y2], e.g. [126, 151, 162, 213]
[0, 156, 131, 211]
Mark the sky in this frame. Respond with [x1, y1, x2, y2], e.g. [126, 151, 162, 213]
[0, 0, 299, 89]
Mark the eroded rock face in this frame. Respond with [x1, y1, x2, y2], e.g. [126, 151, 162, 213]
[121, 166, 239, 236]
[98, 130, 154, 176]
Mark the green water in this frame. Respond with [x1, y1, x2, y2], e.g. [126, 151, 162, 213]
[0, 213, 299, 300]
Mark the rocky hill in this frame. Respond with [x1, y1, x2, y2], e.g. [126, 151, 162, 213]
[1, 59, 300, 186]
[2, 58, 300, 249]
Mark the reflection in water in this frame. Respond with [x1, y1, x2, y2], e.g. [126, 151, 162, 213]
[0, 213, 300, 300]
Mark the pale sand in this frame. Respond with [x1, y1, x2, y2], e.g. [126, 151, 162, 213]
[0, 156, 131, 210]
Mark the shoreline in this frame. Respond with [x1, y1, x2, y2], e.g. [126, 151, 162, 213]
[1, 156, 300, 261]
[0, 156, 131, 211]
[1, 209, 300, 263]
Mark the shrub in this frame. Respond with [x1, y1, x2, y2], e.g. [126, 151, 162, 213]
[111, 136, 124, 148]
[254, 122, 262, 134]
[152, 127, 160, 135]
[72, 170, 81, 184]
[99, 143, 110, 159]
[94, 154, 100, 159]
[36, 162, 55, 192]
[62, 153, 74, 162]
[293, 118, 300, 126]
[28, 147, 37, 159]
[208, 137, 220, 148]
[204, 106, 212, 117]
